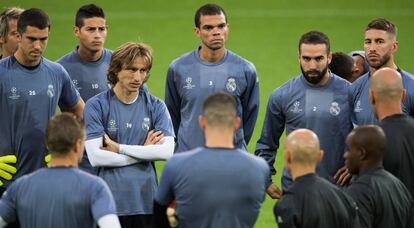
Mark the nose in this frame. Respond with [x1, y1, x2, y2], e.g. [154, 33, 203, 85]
[33, 40, 42, 50]
[308, 59, 318, 69]
[133, 71, 146, 82]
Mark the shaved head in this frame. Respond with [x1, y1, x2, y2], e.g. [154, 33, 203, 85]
[285, 129, 321, 165]
[370, 67, 404, 102]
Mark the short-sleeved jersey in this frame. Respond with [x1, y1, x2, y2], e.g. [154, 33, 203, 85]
[346, 168, 412, 228]
[165, 48, 259, 153]
[255, 74, 352, 187]
[57, 48, 112, 175]
[57, 48, 111, 102]
[274, 173, 359, 228]
[155, 147, 268, 228]
[0, 167, 116, 228]
[84, 88, 174, 215]
[379, 114, 414, 202]
[349, 69, 414, 126]
[0, 56, 80, 188]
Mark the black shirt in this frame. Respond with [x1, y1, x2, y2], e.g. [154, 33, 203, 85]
[274, 173, 359, 228]
[346, 167, 412, 228]
[380, 113, 414, 198]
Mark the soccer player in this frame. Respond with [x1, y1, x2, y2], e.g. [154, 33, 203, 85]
[165, 3, 259, 153]
[348, 50, 369, 82]
[0, 113, 121, 228]
[0, 8, 84, 195]
[369, 67, 414, 200]
[255, 31, 353, 198]
[84, 42, 174, 228]
[274, 129, 359, 228]
[349, 18, 414, 125]
[0, 7, 23, 59]
[154, 92, 268, 228]
[57, 4, 111, 174]
[329, 52, 354, 82]
[344, 125, 412, 228]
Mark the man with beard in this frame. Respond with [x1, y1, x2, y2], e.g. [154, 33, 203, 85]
[349, 18, 414, 126]
[164, 3, 259, 153]
[255, 31, 353, 198]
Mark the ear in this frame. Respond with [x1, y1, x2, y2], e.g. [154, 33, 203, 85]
[358, 147, 367, 160]
[402, 89, 407, 102]
[194, 27, 201, 38]
[198, 115, 206, 130]
[327, 52, 332, 64]
[317, 149, 324, 163]
[0, 35, 4, 45]
[73, 26, 80, 37]
[233, 116, 241, 132]
[392, 40, 399, 54]
[369, 89, 375, 105]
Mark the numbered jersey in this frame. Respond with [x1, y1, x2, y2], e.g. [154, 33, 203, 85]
[0, 56, 80, 188]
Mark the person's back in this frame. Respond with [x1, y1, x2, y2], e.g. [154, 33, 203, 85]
[379, 114, 414, 198]
[275, 173, 357, 228]
[157, 147, 268, 228]
[0, 168, 115, 228]
[346, 167, 412, 228]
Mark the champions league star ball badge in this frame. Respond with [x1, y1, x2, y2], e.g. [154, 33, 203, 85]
[226, 78, 237, 92]
[329, 102, 341, 116]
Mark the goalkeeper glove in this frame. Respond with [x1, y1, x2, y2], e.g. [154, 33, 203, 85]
[44, 154, 51, 167]
[0, 155, 17, 186]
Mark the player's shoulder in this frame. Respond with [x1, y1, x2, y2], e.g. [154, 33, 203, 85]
[165, 148, 203, 170]
[42, 57, 69, 74]
[350, 72, 370, 90]
[236, 149, 268, 167]
[0, 56, 14, 73]
[270, 75, 302, 98]
[169, 50, 196, 68]
[226, 50, 256, 70]
[72, 168, 109, 187]
[85, 89, 111, 108]
[56, 49, 76, 64]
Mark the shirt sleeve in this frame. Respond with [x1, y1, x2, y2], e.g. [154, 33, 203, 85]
[0, 182, 19, 224]
[91, 178, 118, 221]
[241, 64, 260, 145]
[119, 136, 174, 160]
[85, 138, 139, 167]
[255, 91, 285, 183]
[153, 99, 175, 138]
[155, 159, 176, 205]
[164, 65, 181, 137]
[58, 66, 81, 110]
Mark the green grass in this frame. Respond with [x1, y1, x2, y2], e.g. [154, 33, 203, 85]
[5, 0, 414, 227]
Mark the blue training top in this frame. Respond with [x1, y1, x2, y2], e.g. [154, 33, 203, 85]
[156, 147, 269, 228]
[165, 48, 259, 153]
[255, 73, 352, 188]
[84, 88, 174, 215]
[0, 167, 116, 228]
[0, 56, 80, 188]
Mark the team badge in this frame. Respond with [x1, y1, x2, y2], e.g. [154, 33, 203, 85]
[72, 80, 81, 90]
[330, 102, 341, 116]
[9, 87, 20, 100]
[142, 117, 150, 131]
[183, 77, 195, 89]
[108, 119, 118, 132]
[226, 78, 237, 92]
[47, 84, 54, 98]
[290, 101, 302, 113]
[354, 100, 363, 112]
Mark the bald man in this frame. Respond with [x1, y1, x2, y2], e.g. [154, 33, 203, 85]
[274, 129, 359, 228]
[344, 125, 412, 228]
[369, 67, 414, 201]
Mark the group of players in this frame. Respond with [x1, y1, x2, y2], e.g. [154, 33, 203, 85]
[0, 2, 413, 228]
